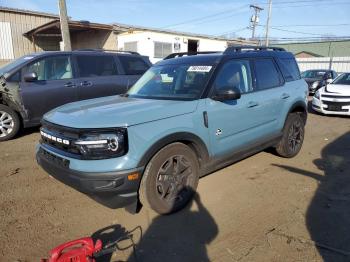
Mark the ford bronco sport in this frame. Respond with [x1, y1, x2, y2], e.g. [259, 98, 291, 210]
[36, 46, 308, 215]
[0, 50, 151, 141]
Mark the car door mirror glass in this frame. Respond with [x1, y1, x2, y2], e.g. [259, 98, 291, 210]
[213, 86, 241, 101]
[24, 72, 38, 82]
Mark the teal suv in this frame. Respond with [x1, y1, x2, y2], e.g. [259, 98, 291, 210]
[36, 46, 308, 214]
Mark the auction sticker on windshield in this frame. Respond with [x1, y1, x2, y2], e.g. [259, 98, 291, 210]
[187, 66, 212, 72]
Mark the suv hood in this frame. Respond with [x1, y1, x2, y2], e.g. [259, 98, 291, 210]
[44, 96, 199, 128]
[324, 84, 350, 95]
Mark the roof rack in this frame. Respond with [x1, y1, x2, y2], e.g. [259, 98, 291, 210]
[224, 45, 286, 54]
[74, 49, 140, 55]
[164, 51, 220, 60]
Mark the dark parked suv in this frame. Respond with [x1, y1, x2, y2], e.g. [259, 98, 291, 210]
[0, 50, 151, 141]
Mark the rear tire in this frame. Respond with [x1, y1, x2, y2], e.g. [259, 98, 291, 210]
[275, 113, 305, 158]
[0, 105, 20, 142]
[139, 143, 199, 215]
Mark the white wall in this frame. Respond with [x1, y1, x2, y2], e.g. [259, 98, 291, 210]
[117, 31, 227, 63]
[297, 57, 350, 74]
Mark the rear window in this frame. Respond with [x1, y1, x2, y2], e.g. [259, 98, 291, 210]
[118, 56, 150, 75]
[254, 58, 282, 90]
[278, 58, 301, 82]
[76, 55, 119, 77]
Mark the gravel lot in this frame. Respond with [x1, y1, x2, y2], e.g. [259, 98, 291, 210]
[0, 103, 349, 262]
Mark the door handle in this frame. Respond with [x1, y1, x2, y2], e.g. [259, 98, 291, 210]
[64, 82, 76, 88]
[281, 93, 290, 99]
[247, 101, 259, 108]
[80, 81, 92, 87]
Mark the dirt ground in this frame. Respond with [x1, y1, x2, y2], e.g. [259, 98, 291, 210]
[0, 104, 349, 262]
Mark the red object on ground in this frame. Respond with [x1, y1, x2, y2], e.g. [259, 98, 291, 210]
[41, 237, 102, 262]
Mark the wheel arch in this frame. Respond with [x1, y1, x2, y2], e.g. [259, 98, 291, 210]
[286, 101, 307, 125]
[137, 132, 210, 170]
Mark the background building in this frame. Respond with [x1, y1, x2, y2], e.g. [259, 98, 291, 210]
[0, 6, 57, 66]
[0, 6, 252, 67]
[114, 23, 251, 63]
[276, 40, 350, 58]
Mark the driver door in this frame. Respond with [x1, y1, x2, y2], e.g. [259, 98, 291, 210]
[206, 59, 266, 159]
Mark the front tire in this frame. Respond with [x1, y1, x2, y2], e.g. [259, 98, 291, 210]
[139, 143, 199, 215]
[0, 105, 20, 142]
[275, 113, 305, 158]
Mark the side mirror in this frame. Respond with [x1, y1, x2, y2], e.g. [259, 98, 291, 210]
[213, 87, 241, 101]
[326, 78, 333, 84]
[24, 72, 38, 82]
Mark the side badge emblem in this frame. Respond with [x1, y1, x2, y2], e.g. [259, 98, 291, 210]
[216, 129, 222, 136]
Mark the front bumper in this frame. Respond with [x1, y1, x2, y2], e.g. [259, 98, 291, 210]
[36, 146, 144, 209]
[312, 96, 350, 116]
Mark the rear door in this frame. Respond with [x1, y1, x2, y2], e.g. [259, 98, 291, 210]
[250, 57, 286, 136]
[74, 53, 128, 100]
[20, 55, 78, 124]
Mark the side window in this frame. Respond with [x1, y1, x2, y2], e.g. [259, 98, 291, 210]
[7, 71, 20, 82]
[254, 58, 282, 90]
[26, 56, 72, 81]
[76, 55, 118, 77]
[118, 56, 150, 75]
[278, 58, 301, 82]
[214, 60, 253, 94]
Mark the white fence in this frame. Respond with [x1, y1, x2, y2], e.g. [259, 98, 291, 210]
[296, 57, 350, 74]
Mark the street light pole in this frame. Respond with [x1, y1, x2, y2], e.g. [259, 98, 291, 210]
[265, 0, 272, 46]
[58, 0, 71, 51]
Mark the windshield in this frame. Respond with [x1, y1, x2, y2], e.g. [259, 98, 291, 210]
[127, 64, 214, 100]
[0, 55, 37, 77]
[301, 70, 326, 80]
[332, 73, 350, 85]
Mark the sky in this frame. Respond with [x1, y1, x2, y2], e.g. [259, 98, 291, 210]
[0, 0, 349, 41]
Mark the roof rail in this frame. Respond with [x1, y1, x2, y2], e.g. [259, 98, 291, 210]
[74, 49, 140, 55]
[224, 45, 286, 54]
[164, 51, 220, 60]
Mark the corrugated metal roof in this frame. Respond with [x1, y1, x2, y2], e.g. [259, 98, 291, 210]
[24, 19, 113, 37]
[0, 6, 58, 18]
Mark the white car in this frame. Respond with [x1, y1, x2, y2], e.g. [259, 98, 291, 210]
[312, 73, 350, 116]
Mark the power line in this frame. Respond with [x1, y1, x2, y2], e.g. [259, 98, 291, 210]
[218, 27, 250, 37]
[271, 23, 350, 28]
[257, 25, 335, 36]
[162, 4, 248, 29]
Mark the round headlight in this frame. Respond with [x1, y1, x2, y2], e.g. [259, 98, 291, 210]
[107, 137, 119, 152]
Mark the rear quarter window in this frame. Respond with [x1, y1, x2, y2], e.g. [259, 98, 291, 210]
[118, 56, 150, 75]
[278, 58, 301, 82]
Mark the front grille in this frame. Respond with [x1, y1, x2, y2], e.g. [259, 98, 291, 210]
[322, 94, 350, 99]
[40, 120, 81, 157]
[322, 101, 350, 107]
[321, 101, 349, 112]
[38, 147, 70, 168]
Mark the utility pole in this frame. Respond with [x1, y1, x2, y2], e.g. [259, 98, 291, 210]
[250, 5, 263, 40]
[58, 0, 71, 51]
[265, 0, 272, 46]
